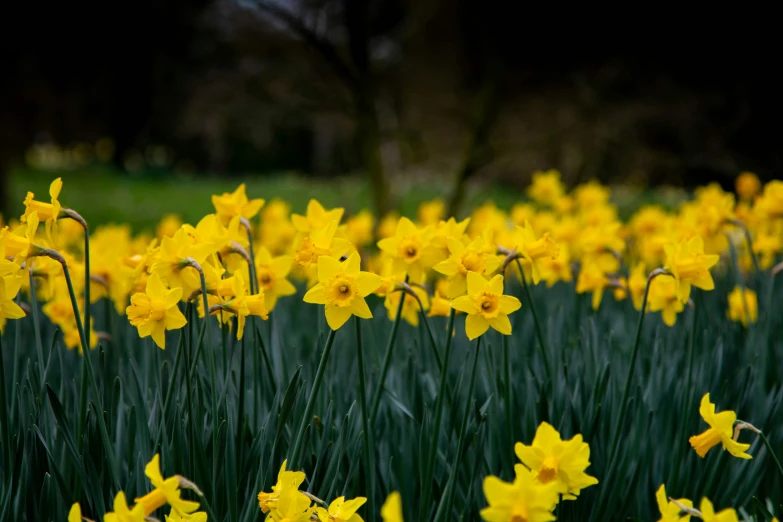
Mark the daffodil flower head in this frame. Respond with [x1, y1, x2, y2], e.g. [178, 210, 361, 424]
[2, 211, 41, 264]
[655, 484, 692, 522]
[258, 460, 307, 513]
[151, 228, 217, 295]
[480, 465, 560, 522]
[267, 485, 313, 522]
[514, 421, 598, 500]
[417, 199, 445, 226]
[254, 246, 296, 311]
[384, 284, 429, 326]
[0, 274, 26, 322]
[434, 235, 500, 298]
[294, 220, 354, 269]
[104, 491, 146, 522]
[212, 183, 265, 224]
[380, 492, 403, 522]
[377, 217, 442, 283]
[22, 177, 62, 243]
[126, 272, 187, 349]
[68, 502, 81, 522]
[343, 209, 375, 247]
[575, 263, 608, 311]
[537, 242, 573, 288]
[135, 454, 200, 517]
[726, 285, 758, 326]
[689, 393, 752, 459]
[699, 498, 739, 522]
[450, 272, 521, 340]
[315, 495, 366, 522]
[664, 235, 719, 303]
[754, 180, 783, 220]
[303, 252, 382, 330]
[217, 271, 269, 339]
[292, 198, 345, 233]
[735, 171, 761, 201]
[527, 169, 565, 207]
[510, 221, 560, 285]
[647, 275, 684, 327]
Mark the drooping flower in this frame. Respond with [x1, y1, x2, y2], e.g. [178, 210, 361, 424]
[575, 263, 609, 311]
[480, 465, 560, 522]
[315, 496, 366, 522]
[380, 492, 404, 522]
[689, 393, 752, 459]
[134, 454, 200, 517]
[126, 272, 187, 349]
[450, 272, 521, 340]
[0, 274, 26, 322]
[1, 211, 41, 264]
[508, 220, 560, 284]
[22, 177, 62, 242]
[258, 460, 307, 513]
[664, 235, 719, 303]
[726, 286, 757, 327]
[655, 484, 692, 522]
[514, 421, 598, 500]
[303, 252, 382, 331]
[211, 183, 265, 224]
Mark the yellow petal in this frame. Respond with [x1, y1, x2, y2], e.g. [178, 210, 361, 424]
[465, 271, 487, 295]
[325, 305, 352, 330]
[351, 297, 373, 319]
[487, 274, 504, 295]
[488, 314, 512, 335]
[356, 272, 383, 297]
[451, 295, 476, 314]
[318, 255, 343, 282]
[343, 252, 361, 274]
[465, 314, 489, 340]
[303, 284, 327, 304]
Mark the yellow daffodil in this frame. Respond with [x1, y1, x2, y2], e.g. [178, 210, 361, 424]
[699, 498, 738, 522]
[508, 221, 560, 284]
[254, 247, 296, 311]
[212, 183, 265, 224]
[165, 511, 208, 522]
[380, 492, 403, 522]
[259, 199, 297, 255]
[573, 180, 610, 209]
[22, 177, 62, 242]
[343, 210, 375, 247]
[377, 212, 400, 240]
[135, 454, 200, 517]
[433, 236, 500, 298]
[451, 272, 520, 340]
[1, 211, 41, 263]
[664, 235, 719, 303]
[575, 263, 608, 311]
[214, 271, 269, 338]
[655, 484, 692, 522]
[68, 502, 82, 522]
[377, 217, 442, 283]
[292, 198, 344, 232]
[151, 228, 217, 295]
[537, 243, 572, 287]
[417, 199, 445, 226]
[735, 172, 761, 201]
[514, 421, 598, 500]
[754, 180, 783, 220]
[726, 286, 757, 326]
[157, 213, 183, 239]
[527, 169, 565, 207]
[752, 223, 782, 269]
[627, 262, 647, 311]
[104, 491, 146, 522]
[303, 252, 382, 331]
[293, 220, 354, 270]
[480, 465, 559, 522]
[0, 274, 26, 322]
[267, 486, 314, 522]
[384, 285, 429, 326]
[428, 281, 452, 318]
[315, 496, 366, 522]
[647, 276, 684, 327]
[126, 272, 187, 349]
[689, 393, 751, 459]
[258, 460, 307, 513]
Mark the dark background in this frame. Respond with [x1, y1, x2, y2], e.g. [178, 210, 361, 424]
[1, 1, 780, 216]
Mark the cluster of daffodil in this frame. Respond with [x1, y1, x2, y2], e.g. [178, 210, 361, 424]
[255, 460, 406, 522]
[650, 392, 781, 522]
[68, 454, 206, 522]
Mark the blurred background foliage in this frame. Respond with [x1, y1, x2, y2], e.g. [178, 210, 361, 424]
[1, 1, 780, 219]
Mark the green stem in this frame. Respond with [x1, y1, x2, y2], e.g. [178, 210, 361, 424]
[594, 269, 667, 520]
[245, 224, 258, 295]
[61, 259, 120, 489]
[0, 336, 11, 471]
[670, 300, 698, 490]
[501, 269, 514, 465]
[515, 259, 552, 385]
[289, 328, 337, 469]
[154, 317, 187, 449]
[439, 336, 481, 522]
[419, 308, 456, 521]
[759, 431, 783, 481]
[27, 265, 46, 390]
[355, 318, 376, 522]
[83, 224, 90, 346]
[369, 278, 408, 426]
[196, 268, 220, 497]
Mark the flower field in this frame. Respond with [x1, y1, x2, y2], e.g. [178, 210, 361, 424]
[1, 172, 783, 521]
